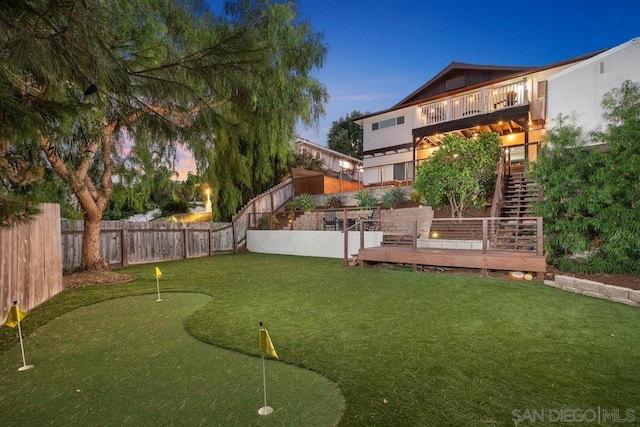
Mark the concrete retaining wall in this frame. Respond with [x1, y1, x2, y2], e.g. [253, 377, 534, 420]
[544, 275, 640, 307]
[247, 230, 383, 259]
[418, 239, 483, 250]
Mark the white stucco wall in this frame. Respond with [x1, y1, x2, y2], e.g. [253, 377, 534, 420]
[547, 38, 640, 140]
[247, 230, 383, 259]
[361, 105, 415, 153]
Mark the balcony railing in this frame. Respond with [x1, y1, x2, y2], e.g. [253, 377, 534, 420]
[417, 78, 528, 127]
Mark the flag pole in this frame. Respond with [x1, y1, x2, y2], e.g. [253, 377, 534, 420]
[8, 301, 33, 372]
[258, 321, 273, 416]
[155, 266, 162, 302]
[16, 317, 33, 371]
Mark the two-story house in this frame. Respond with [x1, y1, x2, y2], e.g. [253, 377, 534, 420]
[354, 37, 640, 187]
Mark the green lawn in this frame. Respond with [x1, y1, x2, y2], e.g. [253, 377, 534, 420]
[2, 253, 640, 426]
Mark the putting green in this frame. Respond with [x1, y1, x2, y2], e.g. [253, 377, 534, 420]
[0, 293, 344, 426]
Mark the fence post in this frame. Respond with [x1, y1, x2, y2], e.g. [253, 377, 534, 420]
[183, 225, 188, 259]
[232, 218, 238, 253]
[121, 226, 129, 267]
[208, 228, 213, 256]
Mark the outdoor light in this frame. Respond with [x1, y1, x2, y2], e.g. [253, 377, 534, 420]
[204, 187, 212, 213]
[431, 231, 439, 238]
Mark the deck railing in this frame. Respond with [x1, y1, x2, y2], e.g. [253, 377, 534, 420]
[417, 78, 528, 127]
[346, 215, 543, 261]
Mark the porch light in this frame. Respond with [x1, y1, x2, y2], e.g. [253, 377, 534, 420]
[431, 231, 439, 238]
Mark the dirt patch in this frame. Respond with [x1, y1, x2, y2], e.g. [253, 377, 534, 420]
[63, 270, 137, 289]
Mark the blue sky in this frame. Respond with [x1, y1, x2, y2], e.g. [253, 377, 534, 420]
[293, 0, 640, 145]
[179, 1, 639, 178]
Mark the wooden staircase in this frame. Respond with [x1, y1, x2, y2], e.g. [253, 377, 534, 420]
[499, 171, 538, 218]
[493, 170, 539, 251]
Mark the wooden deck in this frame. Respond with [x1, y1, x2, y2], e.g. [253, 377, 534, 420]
[349, 216, 546, 279]
[357, 245, 546, 278]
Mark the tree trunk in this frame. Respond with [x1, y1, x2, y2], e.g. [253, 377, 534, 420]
[82, 211, 108, 270]
[40, 126, 115, 272]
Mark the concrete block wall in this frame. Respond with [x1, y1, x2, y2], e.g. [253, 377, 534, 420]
[291, 206, 434, 234]
[380, 207, 433, 236]
[291, 210, 369, 230]
[309, 186, 414, 208]
[545, 275, 640, 307]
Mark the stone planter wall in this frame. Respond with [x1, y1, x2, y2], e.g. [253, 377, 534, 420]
[544, 275, 640, 307]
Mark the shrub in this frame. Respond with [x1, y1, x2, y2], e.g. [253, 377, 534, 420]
[257, 213, 278, 230]
[160, 198, 190, 217]
[354, 189, 377, 209]
[382, 187, 407, 209]
[325, 195, 344, 209]
[294, 193, 315, 212]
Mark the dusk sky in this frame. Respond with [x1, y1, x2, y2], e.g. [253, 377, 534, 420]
[178, 0, 640, 178]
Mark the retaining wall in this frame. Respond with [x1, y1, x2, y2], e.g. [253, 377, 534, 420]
[545, 275, 640, 307]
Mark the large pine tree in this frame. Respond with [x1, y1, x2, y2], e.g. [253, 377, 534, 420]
[1, 0, 327, 269]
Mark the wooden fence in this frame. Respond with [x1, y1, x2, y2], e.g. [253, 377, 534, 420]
[0, 203, 63, 322]
[61, 220, 234, 270]
[232, 178, 294, 249]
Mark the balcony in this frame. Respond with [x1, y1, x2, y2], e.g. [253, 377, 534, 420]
[417, 79, 528, 128]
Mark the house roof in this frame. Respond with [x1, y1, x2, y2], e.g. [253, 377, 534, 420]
[547, 37, 639, 82]
[394, 62, 535, 108]
[295, 136, 362, 164]
[353, 48, 608, 124]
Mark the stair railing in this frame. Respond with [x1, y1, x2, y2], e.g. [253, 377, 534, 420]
[489, 154, 506, 246]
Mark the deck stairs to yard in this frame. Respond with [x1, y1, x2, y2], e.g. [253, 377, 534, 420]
[493, 170, 540, 251]
[381, 233, 414, 247]
[424, 169, 541, 251]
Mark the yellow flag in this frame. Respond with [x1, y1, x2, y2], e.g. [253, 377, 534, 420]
[259, 328, 278, 359]
[154, 267, 162, 278]
[4, 305, 27, 328]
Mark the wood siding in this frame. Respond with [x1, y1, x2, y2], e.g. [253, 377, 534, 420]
[294, 175, 363, 196]
[0, 203, 63, 322]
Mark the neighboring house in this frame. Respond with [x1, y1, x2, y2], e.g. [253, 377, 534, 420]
[354, 37, 640, 187]
[296, 137, 362, 182]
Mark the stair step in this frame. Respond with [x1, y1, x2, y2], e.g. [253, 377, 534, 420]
[382, 234, 414, 246]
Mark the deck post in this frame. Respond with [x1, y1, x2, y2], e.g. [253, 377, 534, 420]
[536, 217, 543, 256]
[343, 228, 348, 267]
[360, 224, 365, 268]
[482, 219, 488, 254]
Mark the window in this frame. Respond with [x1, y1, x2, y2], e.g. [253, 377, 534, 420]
[372, 116, 405, 131]
[537, 81, 547, 99]
[393, 161, 413, 180]
[393, 163, 405, 180]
